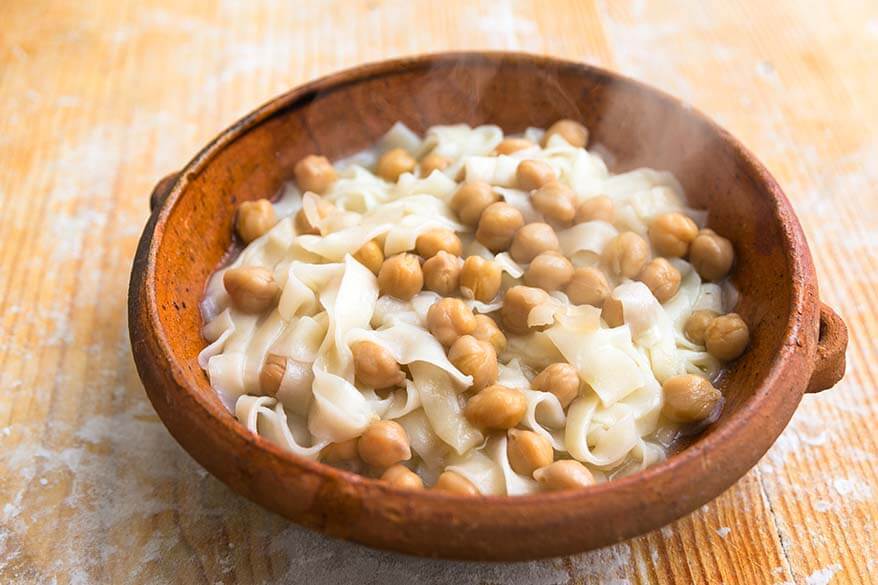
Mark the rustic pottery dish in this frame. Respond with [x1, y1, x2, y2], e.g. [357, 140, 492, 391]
[128, 52, 847, 560]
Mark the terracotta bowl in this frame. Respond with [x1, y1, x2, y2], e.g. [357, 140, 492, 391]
[128, 52, 847, 561]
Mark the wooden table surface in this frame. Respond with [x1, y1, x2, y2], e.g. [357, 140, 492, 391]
[1, 1, 876, 583]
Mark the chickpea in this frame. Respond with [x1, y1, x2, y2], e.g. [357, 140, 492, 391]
[501, 285, 550, 335]
[471, 314, 507, 354]
[509, 222, 559, 263]
[601, 296, 624, 327]
[705, 313, 750, 361]
[450, 181, 499, 226]
[507, 429, 554, 476]
[420, 153, 450, 177]
[433, 471, 480, 495]
[690, 229, 735, 282]
[381, 464, 424, 490]
[294, 198, 335, 235]
[259, 353, 286, 396]
[422, 251, 462, 296]
[475, 202, 525, 252]
[638, 258, 682, 303]
[648, 212, 699, 258]
[351, 341, 405, 389]
[575, 195, 614, 224]
[464, 384, 527, 430]
[235, 199, 277, 243]
[377, 253, 423, 300]
[294, 154, 337, 194]
[524, 252, 574, 292]
[495, 137, 535, 155]
[543, 119, 589, 148]
[426, 297, 477, 347]
[415, 227, 462, 258]
[661, 374, 722, 423]
[533, 460, 594, 491]
[516, 159, 556, 191]
[353, 240, 384, 275]
[531, 182, 576, 225]
[602, 231, 651, 278]
[376, 147, 416, 181]
[357, 420, 411, 468]
[684, 309, 719, 345]
[448, 335, 498, 391]
[566, 267, 611, 307]
[321, 438, 359, 463]
[459, 256, 502, 302]
[531, 363, 580, 408]
[223, 266, 280, 314]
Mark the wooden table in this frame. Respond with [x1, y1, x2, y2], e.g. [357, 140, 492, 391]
[1, 1, 875, 583]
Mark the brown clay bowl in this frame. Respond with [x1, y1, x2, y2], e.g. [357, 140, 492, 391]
[128, 52, 847, 561]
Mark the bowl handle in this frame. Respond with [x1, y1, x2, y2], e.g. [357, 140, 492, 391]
[806, 302, 848, 393]
[149, 172, 181, 212]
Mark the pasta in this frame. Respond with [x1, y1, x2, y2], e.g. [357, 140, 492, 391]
[199, 119, 750, 495]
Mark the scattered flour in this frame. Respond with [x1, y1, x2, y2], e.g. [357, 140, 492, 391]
[806, 563, 842, 585]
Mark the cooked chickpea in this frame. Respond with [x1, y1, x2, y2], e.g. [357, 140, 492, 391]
[601, 296, 624, 327]
[532, 363, 580, 408]
[448, 335, 498, 391]
[602, 231, 651, 278]
[381, 464, 424, 490]
[415, 227, 462, 258]
[501, 285, 550, 335]
[495, 137, 535, 155]
[566, 266, 611, 307]
[235, 199, 277, 243]
[259, 353, 286, 396]
[575, 195, 614, 224]
[507, 429, 554, 476]
[684, 309, 719, 345]
[357, 420, 411, 468]
[661, 374, 722, 423]
[351, 341, 405, 389]
[648, 212, 699, 258]
[533, 460, 594, 491]
[420, 152, 450, 177]
[353, 240, 384, 275]
[475, 202, 525, 252]
[705, 313, 750, 361]
[433, 471, 480, 495]
[509, 222, 559, 263]
[516, 159, 556, 191]
[471, 314, 507, 354]
[294, 154, 337, 194]
[543, 119, 589, 148]
[321, 438, 359, 463]
[531, 181, 576, 225]
[376, 147, 416, 181]
[524, 252, 574, 292]
[294, 198, 335, 235]
[459, 256, 502, 302]
[638, 258, 682, 303]
[690, 229, 735, 281]
[377, 253, 423, 300]
[450, 181, 499, 226]
[426, 297, 477, 347]
[422, 251, 462, 296]
[223, 266, 280, 314]
[464, 384, 527, 430]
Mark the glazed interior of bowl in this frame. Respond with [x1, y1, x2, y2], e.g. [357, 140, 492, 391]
[135, 53, 819, 560]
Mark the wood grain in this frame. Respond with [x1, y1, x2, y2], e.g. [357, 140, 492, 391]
[0, 0, 874, 583]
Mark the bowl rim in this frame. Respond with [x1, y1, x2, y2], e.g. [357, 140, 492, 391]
[133, 52, 816, 517]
